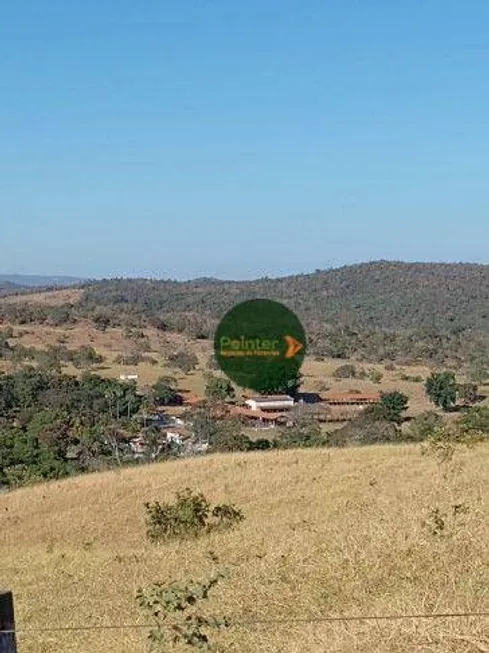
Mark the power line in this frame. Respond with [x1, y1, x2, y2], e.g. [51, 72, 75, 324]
[2, 610, 489, 635]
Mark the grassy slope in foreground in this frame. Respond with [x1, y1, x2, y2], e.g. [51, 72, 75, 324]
[1, 445, 488, 653]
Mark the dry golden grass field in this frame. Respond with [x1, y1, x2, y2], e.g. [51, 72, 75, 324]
[0, 444, 488, 653]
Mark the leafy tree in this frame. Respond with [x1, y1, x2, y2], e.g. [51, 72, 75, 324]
[425, 371, 458, 411]
[208, 420, 250, 452]
[46, 306, 74, 326]
[184, 405, 247, 452]
[204, 375, 235, 403]
[140, 425, 167, 461]
[379, 390, 409, 423]
[72, 345, 103, 369]
[152, 376, 182, 406]
[184, 405, 219, 448]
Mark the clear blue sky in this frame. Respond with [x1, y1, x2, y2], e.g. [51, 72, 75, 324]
[1, 1, 488, 279]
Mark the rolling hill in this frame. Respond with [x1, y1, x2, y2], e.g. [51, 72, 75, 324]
[79, 261, 489, 332]
[1, 261, 487, 364]
[0, 444, 488, 653]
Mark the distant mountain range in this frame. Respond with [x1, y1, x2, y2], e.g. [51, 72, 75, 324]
[0, 274, 85, 288]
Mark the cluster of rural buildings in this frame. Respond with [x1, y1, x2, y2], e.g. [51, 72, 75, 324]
[129, 388, 381, 457]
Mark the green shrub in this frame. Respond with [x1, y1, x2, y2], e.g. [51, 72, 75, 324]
[406, 411, 444, 442]
[212, 504, 245, 530]
[425, 370, 457, 411]
[379, 390, 409, 423]
[423, 503, 470, 537]
[209, 427, 250, 452]
[114, 351, 144, 365]
[400, 373, 424, 382]
[136, 572, 230, 651]
[332, 364, 357, 379]
[167, 350, 199, 373]
[145, 488, 244, 542]
[458, 405, 489, 436]
[368, 369, 383, 383]
[248, 438, 276, 450]
[334, 410, 401, 445]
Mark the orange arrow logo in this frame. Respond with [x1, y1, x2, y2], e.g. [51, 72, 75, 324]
[284, 335, 303, 358]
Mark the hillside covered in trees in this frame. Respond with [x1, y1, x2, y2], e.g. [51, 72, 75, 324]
[78, 260, 489, 328]
[1, 261, 488, 365]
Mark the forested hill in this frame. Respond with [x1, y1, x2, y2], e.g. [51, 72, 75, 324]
[79, 261, 489, 333]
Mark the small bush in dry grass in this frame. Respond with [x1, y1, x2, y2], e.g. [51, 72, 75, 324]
[114, 351, 144, 365]
[136, 571, 230, 651]
[368, 368, 383, 383]
[167, 350, 199, 373]
[211, 503, 244, 530]
[145, 488, 244, 543]
[400, 372, 424, 382]
[406, 410, 444, 442]
[458, 405, 489, 436]
[332, 363, 357, 379]
[421, 424, 485, 464]
[423, 503, 470, 537]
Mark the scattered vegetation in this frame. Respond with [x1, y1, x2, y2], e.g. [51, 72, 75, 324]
[136, 572, 230, 651]
[423, 503, 470, 537]
[368, 369, 383, 383]
[167, 350, 199, 373]
[405, 411, 444, 442]
[144, 489, 244, 543]
[332, 364, 361, 379]
[399, 372, 424, 382]
[2, 262, 488, 364]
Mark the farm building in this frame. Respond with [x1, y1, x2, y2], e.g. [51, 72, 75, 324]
[231, 405, 292, 429]
[322, 390, 381, 406]
[245, 395, 295, 412]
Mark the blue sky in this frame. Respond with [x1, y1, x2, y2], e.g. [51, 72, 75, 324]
[1, 1, 488, 279]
